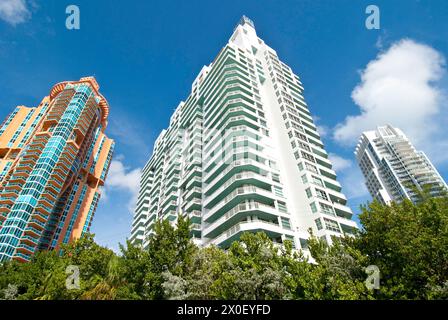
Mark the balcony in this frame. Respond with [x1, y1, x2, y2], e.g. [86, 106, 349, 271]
[332, 202, 353, 219]
[188, 210, 202, 218]
[14, 252, 31, 263]
[185, 198, 202, 212]
[204, 158, 271, 188]
[0, 196, 16, 205]
[14, 169, 30, 177]
[204, 146, 267, 180]
[17, 243, 36, 254]
[9, 173, 26, 184]
[208, 220, 288, 248]
[38, 196, 53, 209]
[21, 234, 38, 246]
[5, 182, 21, 192]
[207, 104, 258, 133]
[162, 201, 177, 215]
[24, 226, 41, 237]
[29, 219, 45, 230]
[32, 211, 49, 223]
[204, 171, 272, 208]
[184, 186, 202, 201]
[203, 201, 279, 238]
[203, 186, 275, 223]
[185, 176, 202, 190]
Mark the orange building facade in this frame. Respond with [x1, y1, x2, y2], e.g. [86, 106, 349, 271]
[0, 77, 114, 262]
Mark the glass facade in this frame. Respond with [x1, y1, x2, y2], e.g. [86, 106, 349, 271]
[0, 77, 114, 262]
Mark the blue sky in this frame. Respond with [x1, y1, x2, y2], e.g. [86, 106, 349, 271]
[1, 0, 447, 251]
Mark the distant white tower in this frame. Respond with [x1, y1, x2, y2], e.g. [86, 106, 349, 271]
[355, 125, 447, 204]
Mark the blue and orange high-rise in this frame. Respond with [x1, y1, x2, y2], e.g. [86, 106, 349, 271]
[0, 77, 114, 262]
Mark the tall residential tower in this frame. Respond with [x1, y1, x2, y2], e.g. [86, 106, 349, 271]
[0, 77, 114, 262]
[131, 17, 357, 250]
[355, 125, 447, 204]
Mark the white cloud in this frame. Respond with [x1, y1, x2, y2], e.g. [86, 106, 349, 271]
[0, 0, 30, 25]
[316, 124, 329, 138]
[328, 153, 352, 172]
[334, 39, 448, 164]
[103, 159, 141, 213]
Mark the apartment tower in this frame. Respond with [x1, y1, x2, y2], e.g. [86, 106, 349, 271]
[0, 77, 114, 262]
[130, 17, 357, 250]
[355, 125, 447, 204]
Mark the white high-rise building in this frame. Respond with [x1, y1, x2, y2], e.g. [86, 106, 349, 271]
[130, 16, 358, 251]
[355, 125, 447, 204]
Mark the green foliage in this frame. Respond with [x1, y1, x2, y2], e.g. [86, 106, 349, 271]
[355, 196, 448, 299]
[0, 195, 447, 300]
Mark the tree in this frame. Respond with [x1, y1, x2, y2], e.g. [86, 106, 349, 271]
[1, 194, 447, 300]
[144, 215, 197, 299]
[210, 232, 298, 300]
[354, 196, 448, 299]
[296, 235, 373, 300]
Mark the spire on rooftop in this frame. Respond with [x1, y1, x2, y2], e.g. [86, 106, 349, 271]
[237, 15, 255, 29]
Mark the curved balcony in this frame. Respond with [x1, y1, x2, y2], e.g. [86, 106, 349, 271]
[204, 171, 272, 208]
[0, 196, 16, 205]
[29, 219, 45, 230]
[16, 243, 36, 255]
[204, 135, 263, 168]
[24, 226, 41, 237]
[203, 186, 276, 223]
[204, 158, 272, 188]
[185, 198, 202, 212]
[207, 104, 258, 133]
[203, 201, 279, 238]
[208, 219, 290, 248]
[14, 252, 31, 263]
[204, 124, 261, 155]
[21, 234, 38, 246]
[184, 186, 202, 201]
[204, 146, 268, 179]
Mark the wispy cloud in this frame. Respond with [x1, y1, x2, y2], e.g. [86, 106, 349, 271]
[108, 113, 152, 161]
[333, 39, 448, 166]
[102, 158, 141, 213]
[0, 0, 30, 26]
[328, 153, 352, 172]
[312, 115, 329, 138]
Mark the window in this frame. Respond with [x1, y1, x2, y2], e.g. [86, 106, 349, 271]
[273, 186, 284, 197]
[305, 188, 312, 198]
[315, 188, 328, 201]
[305, 162, 318, 174]
[277, 201, 287, 213]
[301, 174, 308, 184]
[315, 218, 322, 230]
[320, 203, 334, 215]
[301, 151, 315, 162]
[324, 218, 341, 233]
[312, 175, 324, 187]
[299, 238, 308, 249]
[281, 217, 291, 230]
[310, 202, 317, 213]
